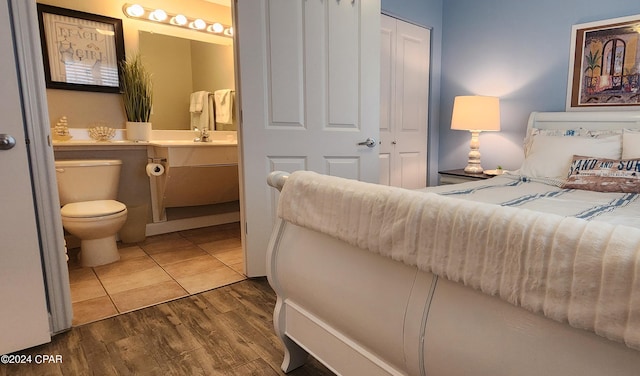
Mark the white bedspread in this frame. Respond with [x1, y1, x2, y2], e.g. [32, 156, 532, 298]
[426, 174, 640, 229]
[277, 171, 640, 350]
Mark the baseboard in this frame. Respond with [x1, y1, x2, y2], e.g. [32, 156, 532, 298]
[145, 211, 240, 236]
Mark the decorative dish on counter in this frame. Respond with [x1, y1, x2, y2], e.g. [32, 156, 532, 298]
[483, 168, 505, 176]
[89, 126, 116, 141]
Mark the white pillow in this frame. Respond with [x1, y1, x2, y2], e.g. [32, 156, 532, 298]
[523, 129, 579, 157]
[518, 134, 622, 178]
[523, 128, 622, 157]
[623, 129, 640, 159]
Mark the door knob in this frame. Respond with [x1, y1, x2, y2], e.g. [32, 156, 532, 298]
[0, 134, 16, 150]
[357, 137, 376, 148]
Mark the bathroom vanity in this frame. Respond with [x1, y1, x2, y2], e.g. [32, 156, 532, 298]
[147, 139, 239, 223]
[52, 129, 240, 238]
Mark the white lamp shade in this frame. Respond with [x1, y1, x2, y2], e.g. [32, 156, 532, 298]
[451, 95, 500, 131]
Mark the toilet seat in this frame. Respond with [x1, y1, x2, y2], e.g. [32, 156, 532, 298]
[61, 200, 127, 218]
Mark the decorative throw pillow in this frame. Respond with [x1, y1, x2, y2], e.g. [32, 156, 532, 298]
[518, 134, 622, 178]
[562, 155, 640, 193]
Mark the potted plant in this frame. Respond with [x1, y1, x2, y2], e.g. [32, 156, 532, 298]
[121, 53, 153, 141]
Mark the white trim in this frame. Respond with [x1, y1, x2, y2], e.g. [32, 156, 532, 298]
[380, 10, 432, 31]
[145, 211, 240, 236]
[10, 0, 72, 334]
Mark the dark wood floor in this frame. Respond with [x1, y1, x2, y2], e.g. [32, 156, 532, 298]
[1, 278, 334, 376]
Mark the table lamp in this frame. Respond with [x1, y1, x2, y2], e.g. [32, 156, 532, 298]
[450, 95, 501, 174]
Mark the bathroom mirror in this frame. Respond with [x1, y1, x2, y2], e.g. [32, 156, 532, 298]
[138, 31, 236, 131]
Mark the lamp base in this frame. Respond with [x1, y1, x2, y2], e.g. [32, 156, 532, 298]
[464, 130, 484, 174]
[464, 164, 484, 174]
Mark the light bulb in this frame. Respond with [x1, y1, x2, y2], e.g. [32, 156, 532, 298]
[224, 27, 234, 36]
[149, 9, 167, 22]
[171, 14, 187, 26]
[190, 18, 206, 30]
[125, 4, 144, 18]
[207, 22, 224, 33]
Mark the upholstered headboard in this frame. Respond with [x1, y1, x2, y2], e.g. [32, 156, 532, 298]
[527, 111, 640, 132]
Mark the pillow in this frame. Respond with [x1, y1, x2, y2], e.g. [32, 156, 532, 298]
[623, 129, 640, 159]
[518, 134, 622, 178]
[562, 155, 640, 193]
[523, 129, 579, 157]
[523, 128, 623, 157]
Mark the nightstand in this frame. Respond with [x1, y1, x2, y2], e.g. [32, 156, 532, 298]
[438, 169, 492, 185]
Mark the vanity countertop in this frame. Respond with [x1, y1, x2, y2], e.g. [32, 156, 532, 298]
[52, 129, 237, 149]
[148, 140, 237, 147]
[53, 140, 237, 147]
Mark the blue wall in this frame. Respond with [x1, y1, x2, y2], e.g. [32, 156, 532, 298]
[440, 0, 640, 172]
[384, 0, 640, 182]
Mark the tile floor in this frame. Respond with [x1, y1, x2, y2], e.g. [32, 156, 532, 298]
[67, 222, 246, 326]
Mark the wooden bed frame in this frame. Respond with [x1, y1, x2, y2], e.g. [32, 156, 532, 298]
[266, 111, 640, 376]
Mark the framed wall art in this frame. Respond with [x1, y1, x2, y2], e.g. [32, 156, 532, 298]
[37, 4, 125, 93]
[566, 14, 640, 110]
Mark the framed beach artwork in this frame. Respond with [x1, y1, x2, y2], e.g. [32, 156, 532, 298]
[37, 4, 125, 93]
[566, 14, 640, 110]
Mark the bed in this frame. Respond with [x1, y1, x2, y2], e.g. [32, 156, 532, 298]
[266, 111, 640, 376]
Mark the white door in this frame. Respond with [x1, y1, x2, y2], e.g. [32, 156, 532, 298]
[0, 0, 51, 354]
[379, 15, 430, 189]
[236, 0, 381, 277]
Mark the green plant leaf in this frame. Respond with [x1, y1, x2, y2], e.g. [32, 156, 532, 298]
[120, 53, 153, 122]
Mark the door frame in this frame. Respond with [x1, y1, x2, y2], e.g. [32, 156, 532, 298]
[9, 0, 72, 334]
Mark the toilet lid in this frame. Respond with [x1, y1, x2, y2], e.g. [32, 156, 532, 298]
[61, 200, 127, 218]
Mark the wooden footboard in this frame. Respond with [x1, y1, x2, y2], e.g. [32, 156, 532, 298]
[266, 171, 640, 375]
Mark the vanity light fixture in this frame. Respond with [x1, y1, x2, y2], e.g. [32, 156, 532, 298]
[122, 3, 233, 38]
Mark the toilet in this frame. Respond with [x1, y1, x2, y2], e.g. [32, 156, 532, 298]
[55, 159, 128, 267]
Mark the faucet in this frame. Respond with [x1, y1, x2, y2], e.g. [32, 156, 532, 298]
[194, 127, 211, 142]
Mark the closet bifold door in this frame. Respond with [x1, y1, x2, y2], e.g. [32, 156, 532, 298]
[379, 14, 430, 189]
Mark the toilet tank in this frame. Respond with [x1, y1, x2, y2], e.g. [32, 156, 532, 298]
[55, 159, 123, 205]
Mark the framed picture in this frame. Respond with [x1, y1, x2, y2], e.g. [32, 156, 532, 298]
[566, 14, 640, 110]
[36, 4, 125, 93]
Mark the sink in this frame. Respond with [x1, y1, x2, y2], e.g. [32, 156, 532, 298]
[149, 129, 238, 166]
[147, 140, 239, 223]
[149, 130, 237, 146]
[149, 142, 238, 167]
[150, 139, 236, 147]
[51, 129, 238, 148]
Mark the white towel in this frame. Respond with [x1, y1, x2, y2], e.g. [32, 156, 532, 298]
[277, 170, 640, 350]
[214, 89, 233, 124]
[190, 94, 214, 130]
[190, 91, 209, 113]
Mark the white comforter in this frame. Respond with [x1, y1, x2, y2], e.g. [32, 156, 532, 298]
[426, 174, 640, 229]
[277, 171, 640, 350]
